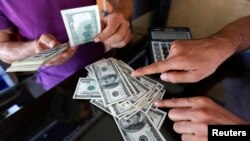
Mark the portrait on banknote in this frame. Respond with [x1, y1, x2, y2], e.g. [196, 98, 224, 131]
[118, 112, 146, 132]
[100, 73, 120, 89]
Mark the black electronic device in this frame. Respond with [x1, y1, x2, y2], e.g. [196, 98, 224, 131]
[148, 27, 192, 63]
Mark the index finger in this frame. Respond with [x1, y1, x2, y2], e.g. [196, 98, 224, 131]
[154, 97, 196, 108]
[131, 59, 173, 77]
[40, 34, 60, 48]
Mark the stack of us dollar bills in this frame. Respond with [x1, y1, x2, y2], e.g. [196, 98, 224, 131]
[73, 58, 167, 141]
[6, 5, 101, 72]
[6, 43, 69, 72]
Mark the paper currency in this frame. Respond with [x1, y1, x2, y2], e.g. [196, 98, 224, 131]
[109, 101, 135, 117]
[73, 58, 167, 141]
[6, 43, 69, 72]
[147, 108, 167, 129]
[73, 77, 101, 99]
[90, 59, 133, 106]
[61, 5, 101, 46]
[114, 111, 166, 141]
[90, 98, 112, 115]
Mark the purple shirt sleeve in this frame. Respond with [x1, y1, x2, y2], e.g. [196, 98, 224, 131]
[0, 10, 14, 29]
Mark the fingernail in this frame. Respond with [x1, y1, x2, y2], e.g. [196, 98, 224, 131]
[131, 71, 140, 77]
[94, 38, 100, 42]
[160, 73, 168, 81]
[45, 63, 51, 66]
[48, 41, 54, 47]
[131, 71, 136, 77]
[154, 101, 160, 106]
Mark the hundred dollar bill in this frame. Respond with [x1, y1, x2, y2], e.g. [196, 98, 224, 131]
[91, 59, 133, 106]
[122, 109, 138, 120]
[137, 76, 159, 90]
[114, 111, 166, 141]
[151, 89, 166, 110]
[124, 88, 160, 120]
[141, 94, 159, 113]
[147, 108, 167, 129]
[73, 78, 101, 99]
[109, 101, 135, 117]
[9, 43, 69, 66]
[5, 64, 41, 72]
[61, 5, 101, 46]
[6, 43, 69, 72]
[90, 98, 112, 115]
[126, 75, 150, 105]
[113, 61, 137, 96]
[135, 88, 157, 107]
[116, 60, 159, 90]
[146, 83, 164, 100]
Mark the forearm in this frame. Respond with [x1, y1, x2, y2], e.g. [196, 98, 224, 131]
[0, 41, 35, 64]
[0, 28, 36, 63]
[108, 0, 133, 20]
[212, 15, 250, 53]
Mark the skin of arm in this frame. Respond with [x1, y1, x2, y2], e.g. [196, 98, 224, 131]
[0, 28, 66, 64]
[0, 28, 36, 63]
[131, 15, 250, 83]
[0, 29, 76, 66]
[108, 0, 133, 20]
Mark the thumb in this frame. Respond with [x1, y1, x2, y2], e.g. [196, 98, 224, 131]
[39, 34, 60, 48]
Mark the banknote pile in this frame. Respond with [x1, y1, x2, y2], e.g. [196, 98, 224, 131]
[6, 43, 69, 72]
[73, 58, 167, 141]
[6, 5, 101, 72]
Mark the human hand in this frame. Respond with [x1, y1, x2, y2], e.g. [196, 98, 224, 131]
[154, 96, 247, 141]
[131, 37, 235, 83]
[94, 12, 132, 51]
[35, 34, 77, 66]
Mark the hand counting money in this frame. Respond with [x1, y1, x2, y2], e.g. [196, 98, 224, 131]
[6, 5, 101, 72]
[6, 43, 69, 72]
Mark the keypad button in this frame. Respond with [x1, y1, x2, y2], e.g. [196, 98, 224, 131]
[153, 42, 159, 46]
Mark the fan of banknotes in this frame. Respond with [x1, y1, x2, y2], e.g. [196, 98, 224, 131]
[6, 5, 101, 72]
[73, 58, 167, 141]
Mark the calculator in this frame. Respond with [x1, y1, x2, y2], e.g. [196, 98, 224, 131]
[148, 27, 192, 63]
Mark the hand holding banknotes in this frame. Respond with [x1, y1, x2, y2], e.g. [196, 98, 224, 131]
[5, 33, 75, 72]
[94, 12, 132, 51]
[35, 33, 77, 66]
[0, 0, 133, 90]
